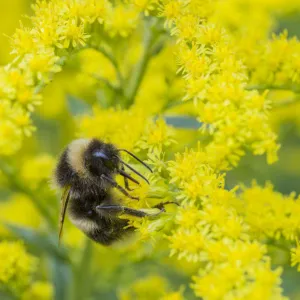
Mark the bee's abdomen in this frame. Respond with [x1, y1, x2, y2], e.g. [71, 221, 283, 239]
[86, 219, 132, 245]
[69, 202, 131, 245]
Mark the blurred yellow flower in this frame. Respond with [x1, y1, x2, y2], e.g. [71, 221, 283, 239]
[0, 194, 42, 237]
[119, 275, 169, 300]
[20, 154, 55, 189]
[0, 241, 37, 295]
[79, 107, 147, 150]
[22, 281, 53, 300]
[105, 4, 139, 38]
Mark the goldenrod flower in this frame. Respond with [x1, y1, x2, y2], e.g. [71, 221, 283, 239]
[105, 4, 139, 38]
[22, 281, 53, 300]
[59, 19, 90, 48]
[0, 241, 37, 295]
[131, 0, 159, 16]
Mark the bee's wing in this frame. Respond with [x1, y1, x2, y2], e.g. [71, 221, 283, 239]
[58, 185, 71, 244]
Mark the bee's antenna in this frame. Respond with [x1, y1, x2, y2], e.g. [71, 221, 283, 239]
[118, 149, 153, 173]
[118, 169, 140, 186]
[117, 157, 150, 184]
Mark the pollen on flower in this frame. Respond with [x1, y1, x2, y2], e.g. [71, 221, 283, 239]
[175, 205, 202, 228]
[137, 118, 176, 153]
[168, 227, 210, 262]
[10, 26, 35, 56]
[22, 48, 61, 81]
[60, 19, 90, 48]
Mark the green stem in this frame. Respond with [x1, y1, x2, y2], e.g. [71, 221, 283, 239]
[162, 98, 193, 112]
[273, 96, 300, 108]
[91, 45, 124, 86]
[123, 20, 164, 108]
[85, 71, 121, 92]
[246, 84, 300, 94]
[72, 238, 94, 300]
[0, 160, 56, 229]
[266, 239, 292, 252]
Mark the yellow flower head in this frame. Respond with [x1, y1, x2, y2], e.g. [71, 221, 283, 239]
[22, 281, 53, 300]
[0, 194, 42, 237]
[105, 4, 139, 38]
[0, 241, 37, 295]
[21, 154, 55, 189]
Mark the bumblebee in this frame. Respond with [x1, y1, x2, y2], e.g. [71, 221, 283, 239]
[54, 138, 172, 245]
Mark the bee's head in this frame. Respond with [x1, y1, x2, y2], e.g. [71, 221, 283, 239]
[66, 138, 152, 185]
[84, 139, 120, 177]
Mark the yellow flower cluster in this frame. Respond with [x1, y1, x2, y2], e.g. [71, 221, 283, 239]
[0, 241, 36, 295]
[161, 0, 280, 167]
[168, 147, 286, 299]
[22, 281, 53, 300]
[0, 0, 147, 156]
[212, 1, 300, 92]
[78, 106, 147, 150]
[249, 31, 300, 89]
[105, 3, 138, 37]
[119, 275, 184, 300]
[0, 241, 53, 299]
[212, 0, 299, 54]
[238, 182, 300, 241]
[0, 98, 33, 155]
[137, 117, 176, 153]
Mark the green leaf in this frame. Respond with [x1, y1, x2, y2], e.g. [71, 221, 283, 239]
[0, 291, 16, 300]
[163, 115, 201, 129]
[71, 238, 94, 300]
[5, 224, 70, 263]
[275, 13, 300, 38]
[50, 256, 72, 300]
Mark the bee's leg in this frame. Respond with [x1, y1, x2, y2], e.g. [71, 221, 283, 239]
[96, 205, 163, 218]
[101, 174, 139, 200]
[121, 164, 134, 191]
[152, 201, 179, 211]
